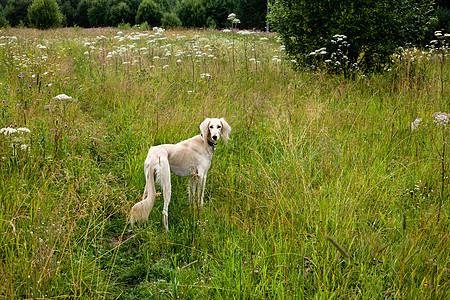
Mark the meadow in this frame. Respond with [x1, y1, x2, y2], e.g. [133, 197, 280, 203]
[0, 27, 449, 299]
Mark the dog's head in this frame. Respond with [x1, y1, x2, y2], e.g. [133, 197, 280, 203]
[200, 118, 231, 144]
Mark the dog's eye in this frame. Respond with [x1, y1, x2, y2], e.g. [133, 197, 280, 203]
[217, 125, 221, 128]
[209, 125, 213, 129]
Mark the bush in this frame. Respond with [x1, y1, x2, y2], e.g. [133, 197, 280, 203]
[161, 11, 181, 29]
[269, 0, 434, 76]
[75, 0, 92, 28]
[177, 0, 206, 28]
[5, 0, 32, 27]
[109, 1, 132, 26]
[88, 0, 109, 27]
[0, 5, 9, 28]
[135, 0, 162, 27]
[27, 0, 63, 29]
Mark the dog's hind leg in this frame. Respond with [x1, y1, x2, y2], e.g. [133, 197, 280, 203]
[159, 156, 172, 231]
[188, 167, 198, 203]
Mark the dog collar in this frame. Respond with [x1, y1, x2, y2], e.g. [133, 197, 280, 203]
[208, 140, 217, 148]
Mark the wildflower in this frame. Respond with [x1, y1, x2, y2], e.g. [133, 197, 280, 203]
[20, 144, 30, 151]
[227, 13, 236, 21]
[52, 94, 74, 102]
[254, 270, 259, 275]
[0, 127, 17, 135]
[238, 30, 252, 35]
[433, 112, 449, 126]
[411, 118, 422, 131]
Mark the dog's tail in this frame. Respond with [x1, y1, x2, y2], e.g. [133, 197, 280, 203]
[130, 157, 161, 226]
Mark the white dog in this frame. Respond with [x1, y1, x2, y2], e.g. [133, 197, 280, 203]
[130, 118, 231, 231]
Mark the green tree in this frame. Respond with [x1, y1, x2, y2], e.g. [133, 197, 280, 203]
[75, 0, 91, 27]
[236, 0, 266, 30]
[269, 0, 435, 75]
[177, 0, 205, 28]
[5, 0, 32, 27]
[204, 0, 234, 29]
[60, 0, 77, 27]
[135, 0, 162, 26]
[0, 4, 9, 27]
[88, 0, 109, 27]
[109, 1, 132, 25]
[161, 11, 181, 28]
[27, 0, 63, 29]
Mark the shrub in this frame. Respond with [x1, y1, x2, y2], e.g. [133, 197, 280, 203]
[269, 0, 434, 75]
[27, 0, 63, 29]
[75, 0, 92, 27]
[88, 0, 109, 27]
[0, 5, 9, 28]
[177, 0, 206, 28]
[161, 11, 181, 29]
[109, 1, 133, 26]
[5, 0, 32, 27]
[135, 0, 162, 27]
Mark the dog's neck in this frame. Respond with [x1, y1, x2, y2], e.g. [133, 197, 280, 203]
[207, 140, 216, 148]
[201, 134, 216, 151]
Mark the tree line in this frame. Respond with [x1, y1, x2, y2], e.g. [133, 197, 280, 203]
[0, 0, 268, 30]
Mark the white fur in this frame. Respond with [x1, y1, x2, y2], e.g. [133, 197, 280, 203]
[130, 118, 231, 231]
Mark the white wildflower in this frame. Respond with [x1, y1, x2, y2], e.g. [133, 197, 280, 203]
[17, 127, 31, 134]
[227, 13, 236, 21]
[411, 118, 422, 131]
[433, 112, 449, 126]
[1, 127, 17, 136]
[20, 144, 30, 151]
[52, 94, 74, 101]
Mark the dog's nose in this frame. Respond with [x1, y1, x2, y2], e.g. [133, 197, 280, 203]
[212, 135, 218, 140]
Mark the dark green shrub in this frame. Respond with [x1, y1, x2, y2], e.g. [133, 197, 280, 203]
[269, 0, 434, 75]
[109, 1, 132, 26]
[135, 0, 162, 27]
[5, 0, 32, 27]
[177, 0, 205, 28]
[161, 11, 181, 29]
[0, 4, 9, 28]
[75, 0, 92, 27]
[27, 0, 63, 29]
[88, 0, 109, 27]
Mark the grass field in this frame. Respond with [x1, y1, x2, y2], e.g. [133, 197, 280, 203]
[0, 27, 449, 299]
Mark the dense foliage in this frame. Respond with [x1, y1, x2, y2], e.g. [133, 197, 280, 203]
[135, 0, 163, 27]
[0, 0, 268, 29]
[268, 0, 436, 75]
[0, 4, 8, 27]
[27, 0, 63, 29]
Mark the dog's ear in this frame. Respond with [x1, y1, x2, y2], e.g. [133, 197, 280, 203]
[220, 118, 231, 142]
[200, 118, 211, 143]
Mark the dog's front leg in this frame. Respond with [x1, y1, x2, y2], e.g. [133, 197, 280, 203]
[198, 169, 208, 207]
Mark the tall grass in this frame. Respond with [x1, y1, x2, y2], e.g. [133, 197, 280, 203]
[0, 27, 449, 299]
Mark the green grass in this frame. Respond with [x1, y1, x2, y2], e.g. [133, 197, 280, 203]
[0, 27, 449, 299]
